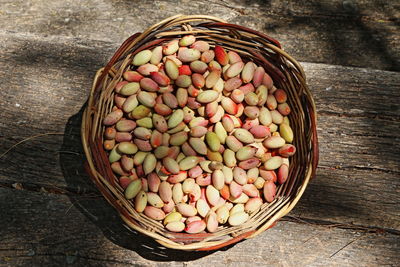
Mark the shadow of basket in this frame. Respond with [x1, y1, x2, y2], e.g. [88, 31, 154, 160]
[59, 105, 229, 261]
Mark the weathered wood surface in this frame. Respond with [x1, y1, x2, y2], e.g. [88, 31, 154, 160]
[1, 34, 399, 230]
[1, 189, 399, 266]
[1, 0, 399, 71]
[1, 0, 399, 266]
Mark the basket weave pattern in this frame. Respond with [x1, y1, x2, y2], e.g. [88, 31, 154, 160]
[81, 15, 318, 251]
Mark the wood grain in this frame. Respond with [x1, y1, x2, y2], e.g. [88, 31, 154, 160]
[0, 0, 398, 70]
[0, 34, 399, 231]
[1, 188, 399, 266]
[1, 3, 399, 264]
[304, 64, 400, 119]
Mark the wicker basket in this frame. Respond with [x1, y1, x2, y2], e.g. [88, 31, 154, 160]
[81, 14, 319, 251]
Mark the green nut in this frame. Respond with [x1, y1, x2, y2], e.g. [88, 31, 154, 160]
[120, 82, 140, 96]
[131, 105, 151, 120]
[137, 91, 156, 108]
[109, 144, 122, 163]
[168, 109, 184, 129]
[206, 132, 221, 152]
[236, 146, 257, 161]
[154, 146, 170, 159]
[136, 117, 153, 129]
[179, 156, 200, 170]
[117, 142, 138, 154]
[223, 149, 236, 167]
[169, 131, 188, 146]
[133, 151, 148, 165]
[234, 129, 254, 144]
[125, 179, 142, 199]
[132, 50, 152, 66]
[143, 153, 157, 175]
[280, 123, 293, 143]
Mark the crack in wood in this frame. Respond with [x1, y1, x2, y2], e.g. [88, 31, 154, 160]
[207, 0, 246, 15]
[329, 234, 365, 258]
[0, 253, 135, 265]
[318, 164, 400, 175]
[317, 110, 400, 122]
[283, 216, 400, 236]
[0, 180, 100, 197]
[207, 0, 399, 23]
[0, 132, 65, 159]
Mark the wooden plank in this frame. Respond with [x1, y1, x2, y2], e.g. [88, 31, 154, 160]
[0, 34, 397, 128]
[295, 115, 400, 230]
[230, 1, 400, 71]
[0, 188, 399, 266]
[0, 34, 398, 125]
[304, 63, 400, 119]
[0, 35, 399, 230]
[0, 0, 399, 70]
[317, 115, 399, 172]
[1, 1, 399, 265]
[292, 167, 400, 231]
[0, 35, 109, 194]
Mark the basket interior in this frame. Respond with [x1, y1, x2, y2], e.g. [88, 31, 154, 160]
[81, 15, 317, 250]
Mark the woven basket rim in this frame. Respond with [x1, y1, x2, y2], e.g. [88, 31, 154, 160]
[81, 14, 319, 251]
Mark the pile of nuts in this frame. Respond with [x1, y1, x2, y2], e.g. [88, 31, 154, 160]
[102, 35, 296, 233]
